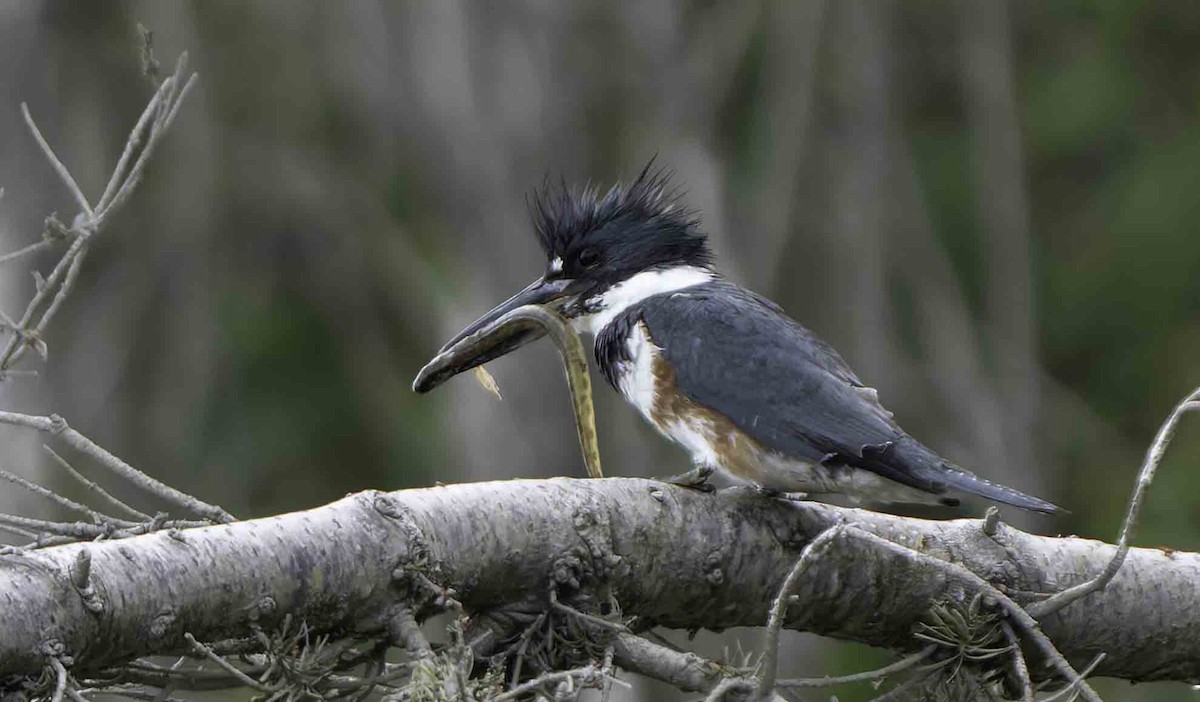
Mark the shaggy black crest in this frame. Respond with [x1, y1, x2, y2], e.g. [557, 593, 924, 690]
[528, 162, 711, 270]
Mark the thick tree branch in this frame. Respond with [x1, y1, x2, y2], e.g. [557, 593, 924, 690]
[2, 478, 1199, 688]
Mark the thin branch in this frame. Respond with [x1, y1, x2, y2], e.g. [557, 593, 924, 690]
[549, 592, 632, 635]
[0, 522, 38, 540]
[1041, 653, 1106, 702]
[1028, 386, 1200, 618]
[0, 412, 234, 523]
[0, 468, 127, 526]
[183, 633, 271, 693]
[843, 527, 1103, 702]
[1000, 621, 1034, 702]
[0, 235, 87, 371]
[491, 664, 602, 702]
[5, 243, 89, 368]
[599, 644, 616, 702]
[776, 644, 936, 689]
[507, 611, 545, 689]
[44, 445, 152, 521]
[96, 81, 167, 212]
[0, 513, 111, 539]
[95, 62, 198, 230]
[21, 103, 93, 218]
[49, 657, 69, 702]
[0, 239, 55, 266]
[1, 52, 197, 378]
[33, 244, 88, 338]
[865, 665, 936, 702]
[703, 676, 755, 702]
[386, 606, 432, 660]
[756, 524, 846, 698]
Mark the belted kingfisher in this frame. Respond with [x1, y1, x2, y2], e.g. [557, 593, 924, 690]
[420, 164, 1060, 513]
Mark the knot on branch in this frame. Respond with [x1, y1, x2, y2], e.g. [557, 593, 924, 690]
[42, 214, 71, 242]
[69, 550, 104, 615]
[148, 610, 176, 639]
[46, 414, 68, 436]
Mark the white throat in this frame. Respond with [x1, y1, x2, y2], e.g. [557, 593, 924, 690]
[572, 265, 713, 336]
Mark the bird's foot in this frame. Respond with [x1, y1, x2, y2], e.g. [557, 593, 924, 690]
[758, 487, 809, 503]
[666, 465, 715, 493]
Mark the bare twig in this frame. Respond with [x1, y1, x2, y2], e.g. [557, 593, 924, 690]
[1028, 386, 1200, 618]
[599, 644, 616, 702]
[31, 245, 88, 339]
[703, 676, 755, 702]
[95, 59, 198, 229]
[776, 644, 936, 689]
[0, 239, 55, 266]
[865, 665, 936, 702]
[0, 235, 87, 370]
[1000, 621, 1034, 702]
[96, 85, 163, 211]
[0, 412, 234, 523]
[44, 445, 152, 521]
[0, 468, 126, 526]
[756, 524, 846, 698]
[49, 657, 70, 702]
[509, 612, 546, 689]
[549, 592, 632, 635]
[1, 50, 197, 377]
[21, 103, 93, 219]
[843, 527, 1103, 702]
[1041, 653, 1106, 702]
[492, 664, 603, 702]
[183, 633, 271, 693]
[0, 522, 38, 541]
[0, 513, 111, 539]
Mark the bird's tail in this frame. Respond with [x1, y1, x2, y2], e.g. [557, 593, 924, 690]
[868, 436, 1063, 514]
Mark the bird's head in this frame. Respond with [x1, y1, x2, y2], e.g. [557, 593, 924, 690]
[528, 164, 711, 320]
[415, 164, 711, 392]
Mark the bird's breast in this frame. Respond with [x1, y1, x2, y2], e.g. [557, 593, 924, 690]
[602, 320, 781, 481]
[608, 321, 660, 423]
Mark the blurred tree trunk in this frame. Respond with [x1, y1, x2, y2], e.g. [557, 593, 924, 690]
[961, 0, 1048, 515]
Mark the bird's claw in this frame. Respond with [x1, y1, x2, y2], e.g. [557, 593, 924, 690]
[666, 465, 715, 493]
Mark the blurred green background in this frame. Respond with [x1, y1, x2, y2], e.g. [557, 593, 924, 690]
[1, 2, 1198, 699]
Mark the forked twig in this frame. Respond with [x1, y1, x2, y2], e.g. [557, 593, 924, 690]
[21, 103, 94, 219]
[43, 445, 152, 521]
[0, 469, 124, 526]
[843, 527, 1102, 702]
[1028, 385, 1200, 618]
[1, 49, 197, 376]
[1040, 653, 1106, 702]
[492, 664, 604, 702]
[0, 411, 234, 523]
[183, 634, 271, 693]
[1000, 621, 1034, 702]
[756, 524, 847, 697]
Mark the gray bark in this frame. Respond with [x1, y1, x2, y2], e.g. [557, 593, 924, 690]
[2, 478, 1198, 686]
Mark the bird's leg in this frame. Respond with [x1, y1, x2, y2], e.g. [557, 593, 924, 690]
[665, 464, 715, 493]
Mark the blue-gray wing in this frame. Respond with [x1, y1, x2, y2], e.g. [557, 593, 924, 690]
[633, 280, 1062, 513]
[637, 281, 902, 462]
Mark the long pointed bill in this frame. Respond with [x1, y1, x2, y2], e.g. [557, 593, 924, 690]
[412, 277, 574, 393]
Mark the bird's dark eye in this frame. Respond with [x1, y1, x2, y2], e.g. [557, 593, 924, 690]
[578, 248, 600, 269]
